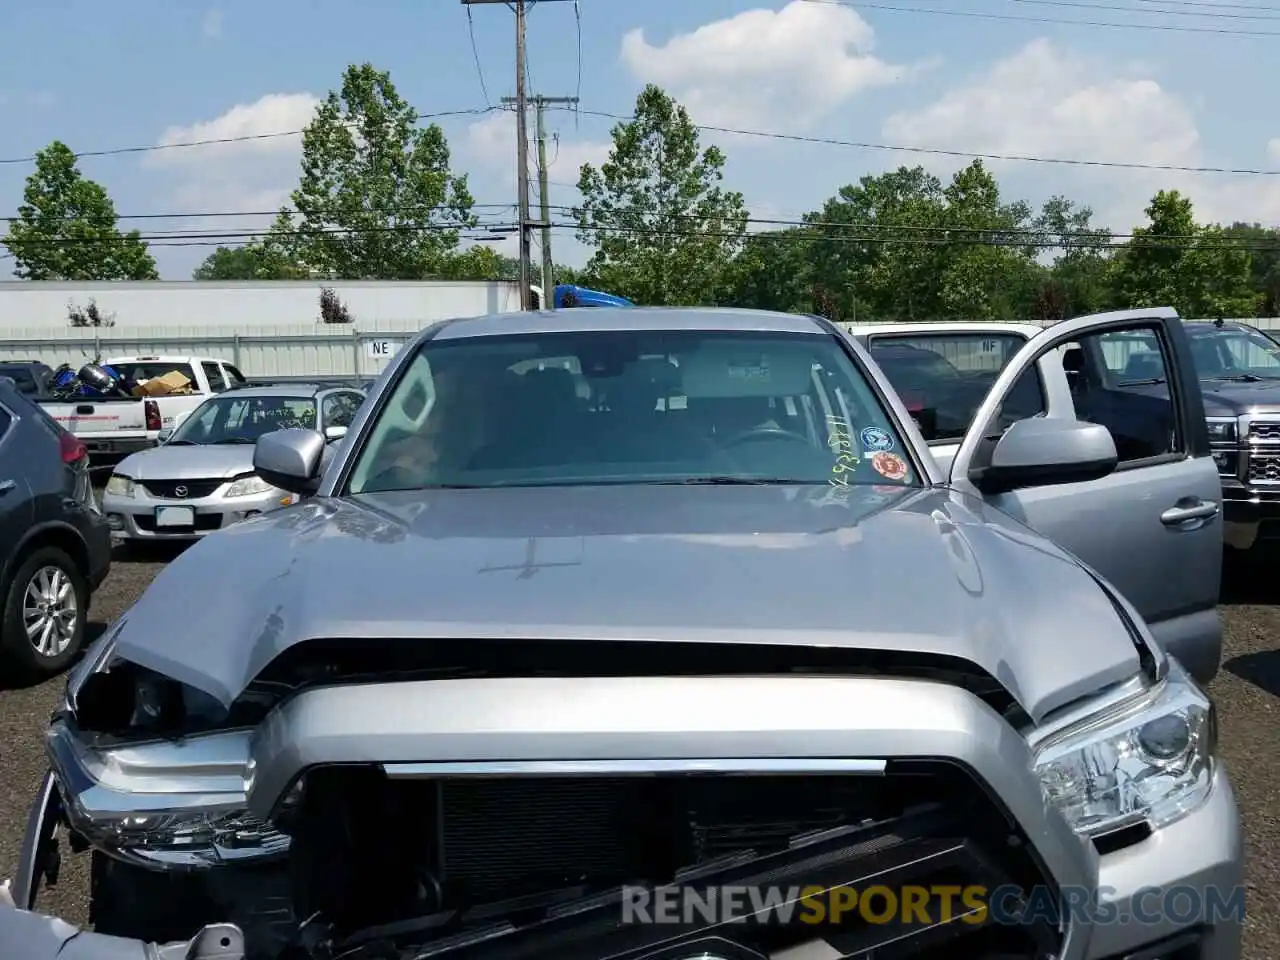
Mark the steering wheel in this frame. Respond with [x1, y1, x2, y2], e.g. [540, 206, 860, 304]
[721, 425, 814, 448]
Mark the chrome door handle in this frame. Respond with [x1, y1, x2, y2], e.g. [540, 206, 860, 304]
[1161, 500, 1220, 526]
[0, 479, 16, 495]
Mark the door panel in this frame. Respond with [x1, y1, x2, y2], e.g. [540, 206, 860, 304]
[950, 308, 1223, 682]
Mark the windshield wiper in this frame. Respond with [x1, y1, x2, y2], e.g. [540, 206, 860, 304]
[1206, 373, 1264, 382]
[1119, 377, 1167, 386]
[164, 439, 197, 446]
[659, 476, 813, 485]
[215, 437, 258, 444]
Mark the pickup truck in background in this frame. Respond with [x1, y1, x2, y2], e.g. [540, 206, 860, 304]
[34, 355, 248, 462]
[844, 316, 1280, 553]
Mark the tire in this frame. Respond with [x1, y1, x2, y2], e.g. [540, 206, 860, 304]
[0, 546, 89, 679]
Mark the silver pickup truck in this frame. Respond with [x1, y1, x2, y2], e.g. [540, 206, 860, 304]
[3, 306, 1239, 960]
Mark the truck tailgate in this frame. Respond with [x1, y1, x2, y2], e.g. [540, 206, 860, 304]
[36, 400, 153, 457]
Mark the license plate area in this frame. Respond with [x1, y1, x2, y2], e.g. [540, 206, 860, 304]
[155, 505, 195, 528]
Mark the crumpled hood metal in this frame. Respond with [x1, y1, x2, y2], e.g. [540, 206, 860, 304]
[114, 443, 255, 481]
[114, 484, 1141, 723]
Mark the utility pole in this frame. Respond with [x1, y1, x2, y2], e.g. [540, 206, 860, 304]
[532, 96, 578, 309]
[463, 0, 572, 311]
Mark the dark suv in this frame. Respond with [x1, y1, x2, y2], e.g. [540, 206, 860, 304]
[0, 377, 112, 680]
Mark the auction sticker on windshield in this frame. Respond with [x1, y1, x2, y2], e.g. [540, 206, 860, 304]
[871, 452, 908, 481]
[860, 426, 894, 452]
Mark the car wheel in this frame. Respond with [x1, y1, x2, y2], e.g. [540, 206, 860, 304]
[0, 546, 89, 678]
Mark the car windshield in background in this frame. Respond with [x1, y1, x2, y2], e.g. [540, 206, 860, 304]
[347, 329, 920, 493]
[109, 362, 196, 384]
[170, 395, 316, 445]
[0, 366, 42, 395]
[866, 333, 1030, 442]
[1186, 327, 1280, 380]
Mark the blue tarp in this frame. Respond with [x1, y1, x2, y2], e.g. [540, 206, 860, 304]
[554, 284, 634, 309]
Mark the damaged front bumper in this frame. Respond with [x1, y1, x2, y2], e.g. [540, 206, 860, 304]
[0, 895, 244, 960]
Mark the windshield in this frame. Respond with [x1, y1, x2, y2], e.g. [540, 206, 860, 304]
[347, 329, 919, 492]
[170, 394, 316, 445]
[1187, 327, 1280, 379]
[866, 333, 1032, 442]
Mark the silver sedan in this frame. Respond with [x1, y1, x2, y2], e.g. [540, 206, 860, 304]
[101, 384, 364, 542]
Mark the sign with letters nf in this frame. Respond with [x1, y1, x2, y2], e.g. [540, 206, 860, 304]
[364, 339, 402, 361]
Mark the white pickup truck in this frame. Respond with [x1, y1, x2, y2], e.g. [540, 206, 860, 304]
[36, 355, 248, 461]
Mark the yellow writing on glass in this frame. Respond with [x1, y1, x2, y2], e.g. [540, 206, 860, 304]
[826, 415, 857, 486]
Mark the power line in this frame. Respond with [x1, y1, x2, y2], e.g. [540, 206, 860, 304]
[800, 0, 1280, 35]
[0, 107, 502, 166]
[572, 108, 1280, 176]
[1008, 0, 1280, 20]
[4, 102, 1277, 179]
[465, 6, 492, 107]
[0, 204, 518, 224]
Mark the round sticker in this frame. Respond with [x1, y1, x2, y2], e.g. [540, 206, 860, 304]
[860, 426, 894, 452]
[871, 452, 908, 481]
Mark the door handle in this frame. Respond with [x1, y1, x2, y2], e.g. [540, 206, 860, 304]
[1161, 499, 1220, 526]
[0, 479, 16, 495]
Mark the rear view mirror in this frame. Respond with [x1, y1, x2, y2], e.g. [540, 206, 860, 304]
[970, 418, 1118, 495]
[254, 428, 326, 496]
[156, 428, 172, 444]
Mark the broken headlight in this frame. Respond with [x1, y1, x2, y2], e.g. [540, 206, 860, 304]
[1031, 658, 1215, 839]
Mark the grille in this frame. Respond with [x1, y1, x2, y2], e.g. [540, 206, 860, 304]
[1249, 455, 1280, 484]
[141, 479, 224, 499]
[1249, 421, 1280, 442]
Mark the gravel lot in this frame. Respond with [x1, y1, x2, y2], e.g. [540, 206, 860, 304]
[1, 547, 1278, 955]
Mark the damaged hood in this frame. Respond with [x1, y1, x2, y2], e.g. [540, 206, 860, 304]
[112, 483, 1142, 723]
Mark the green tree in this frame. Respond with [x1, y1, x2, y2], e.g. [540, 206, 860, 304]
[1034, 196, 1115, 323]
[804, 161, 1043, 322]
[1110, 190, 1255, 318]
[721, 229, 817, 313]
[192, 243, 308, 280]
[574, 84, 747, 305]
[1219, 222, 1280, 316]
[270, 63, 475, 279]
[436, 245, 520, 281]
[2, 141, 158, 280]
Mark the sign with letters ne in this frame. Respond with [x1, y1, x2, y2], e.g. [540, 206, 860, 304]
[364, 339, 402, 361]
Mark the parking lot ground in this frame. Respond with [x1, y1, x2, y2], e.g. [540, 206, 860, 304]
[1, 546, 1278, 956]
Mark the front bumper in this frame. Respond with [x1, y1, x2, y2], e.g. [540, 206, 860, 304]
[1220, 480, 1280, 549]
[10, 671, 1245, 960]
[102, 484, 295, 541]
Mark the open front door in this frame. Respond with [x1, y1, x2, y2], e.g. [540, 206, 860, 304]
[949, 307, 1223, 683]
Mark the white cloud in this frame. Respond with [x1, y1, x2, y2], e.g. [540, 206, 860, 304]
[145, 93, 320, 220]
[201, 9, 223, 40]
[881, 38, 1280, 231]
[619, 0, 909, 129]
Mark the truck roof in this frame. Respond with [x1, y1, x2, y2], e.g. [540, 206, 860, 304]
[103, 355, 229, 364]
[429, 307, 828, 342]
[841, 321, 1044, 338]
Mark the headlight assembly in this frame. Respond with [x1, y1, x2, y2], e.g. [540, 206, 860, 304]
[1206, 418, 1237, 443]
[104, 474, 135, 498]
[47, 719, 289, 868]
[1031, 659, 1214, 839]
[226, 474, 273, 498]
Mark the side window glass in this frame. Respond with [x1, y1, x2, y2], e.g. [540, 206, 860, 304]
[1096, 330, 1168, 384]
[0, 405, 12, 443]
[224, 365, 248, 387]
[1075, 326, 1181, 464]
[202, 362, 228, 393]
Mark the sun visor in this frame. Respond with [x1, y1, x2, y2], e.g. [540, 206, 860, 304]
[679, 347, 814, 398]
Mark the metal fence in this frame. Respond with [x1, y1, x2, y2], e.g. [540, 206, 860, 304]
[3, 317, 1279, 382]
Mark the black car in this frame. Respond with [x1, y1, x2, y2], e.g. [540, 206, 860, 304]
[0, 376, 112, 679]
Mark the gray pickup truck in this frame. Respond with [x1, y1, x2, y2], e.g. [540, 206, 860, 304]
[3, 307, 1239, 960]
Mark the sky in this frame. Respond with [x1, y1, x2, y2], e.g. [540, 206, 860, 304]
[1, 0, 1277, 281]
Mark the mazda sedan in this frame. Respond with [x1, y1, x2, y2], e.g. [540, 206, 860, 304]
[101, 383, 364, 542]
